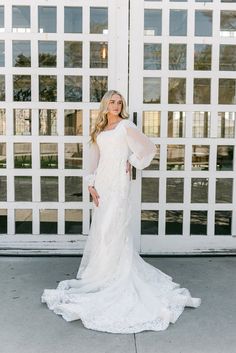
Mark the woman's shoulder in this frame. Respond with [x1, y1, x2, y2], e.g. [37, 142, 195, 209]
[120, 119, 137, 129]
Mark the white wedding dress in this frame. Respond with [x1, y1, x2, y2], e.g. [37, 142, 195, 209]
[41, 119, 201, 333]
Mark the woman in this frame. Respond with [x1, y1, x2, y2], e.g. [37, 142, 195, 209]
[41, 90, 201, 333]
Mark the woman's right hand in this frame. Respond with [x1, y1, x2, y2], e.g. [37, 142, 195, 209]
[88, 186, 100, 207]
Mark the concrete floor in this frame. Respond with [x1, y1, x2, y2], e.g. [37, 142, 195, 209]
[0, 256, 235, 353]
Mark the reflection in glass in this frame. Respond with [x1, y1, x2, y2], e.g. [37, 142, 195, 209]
[194, 44, 212, 70]
[220, 11, 236, 37]
[0, 41, 4, 66]
[15, 209, 32, 234]
[64, 7, 82, 33]
[166, 210, 183, 235]
[0, 176, 6, 201]
[144, 44, 161, 70]
[65, 176, 82, 202]
[40, 209, 57, 234]
[220, 45, 236, 71]
[40, 143, 58, 169]
[194, 79, 211, 104]
[166, 178, 184, 203]
[141, 210, 158, 235]
[144, 9, 162, 36]
[39, 109, 57, 136]
[169, 10, 187, 36]
[143, 111, 160, 137]
[13, 75, 31, 101]
[65, 143, 83, 169]
[192, 145, 209, 170]
[0, 75, 5, 101]
[169, 44, 186, 70]
[15, 176, 32, 201]
[65, 209, 82, 234]
[143, 77, 161, 103]
[0, 6, 4, 30]
[141, 178, 159, 203]
[190, 211, 207, 235]
[218, 112, 235, 138]
[195, 10, 212, 36]
[0, 109, 6, 134]
[64, 110, 83, 136]
[191, 178, 208, 203]
[65, 76, 82, 102]
[38, 6, 56, 33]
[168, 112, 185, 137]
[38, 41, 56, 67]
[13, 40, 31, 67]
[39, 75, 57, 102]
[168, 78, 186, 104]
[14, 143, 31, 168]
[90, 76, 107, 102]
[14, 109, 31, 135]
[12, 6, 30, 31]
[90, 109, 99, 133]
[0, 209, 7, 234]
[167, 145, 185, 170]
[219, 79, 236, 104]
[146, 145, 160, 171]
[0, 143, 6, 168]
[215, 211, 232, 235]
[193, 112, 210, 137]
[217, 145, 234, 171]
[216, 178, 233, 203]
[41, 176, 58, 202]
[64, 42, 82, 68]
[90, 42, 108, 68]
[90, 7, 108, 34]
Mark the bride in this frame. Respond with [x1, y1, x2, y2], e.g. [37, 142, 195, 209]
[41, 90, 201, 334]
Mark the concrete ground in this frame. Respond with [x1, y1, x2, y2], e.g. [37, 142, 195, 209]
[0, 255, 235, 353]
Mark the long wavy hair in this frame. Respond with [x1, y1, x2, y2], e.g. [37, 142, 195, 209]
[90, 90, 129, 143]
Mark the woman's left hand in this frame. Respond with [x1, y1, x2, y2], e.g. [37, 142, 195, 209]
[126, 160, 132, 180]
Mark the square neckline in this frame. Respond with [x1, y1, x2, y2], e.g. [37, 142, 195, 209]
[101, 119, 126, 133]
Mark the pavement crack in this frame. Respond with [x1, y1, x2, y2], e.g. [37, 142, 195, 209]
[133, 333, 138, 353]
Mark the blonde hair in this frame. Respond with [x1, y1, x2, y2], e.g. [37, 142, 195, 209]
[90, 90, 129, 143]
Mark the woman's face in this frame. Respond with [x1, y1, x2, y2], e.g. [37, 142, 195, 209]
[107, 94, 123, 116]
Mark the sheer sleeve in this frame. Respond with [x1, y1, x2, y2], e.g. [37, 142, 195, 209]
[85, 141, 100, 187]
[123, 120, 157, 170]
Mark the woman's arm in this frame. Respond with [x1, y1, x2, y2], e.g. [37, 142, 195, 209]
[85, 141, 100, 187]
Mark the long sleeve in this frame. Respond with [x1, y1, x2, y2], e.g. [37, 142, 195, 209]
[85, 141, 100, 187]
[123, 120, 157, 170]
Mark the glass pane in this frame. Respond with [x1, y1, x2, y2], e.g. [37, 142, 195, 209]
[219, 45, 236, 71]
[39, 75, 57, 102]
[168, 78, 186, 104]
[64, 110, 83, 136]
[143, 77, 161, 103]
[220, 11, 236, 37]
[40, 143, 58, 169]
[64, 7, 82, 33]
[167, 145, 185, 170]
[14, 143, 31, 168]
[0, 143, 6, 168]
[38, 41, 56, 67]
[166, 178, 184, 203]
[191, 178, 208, 203]
[217, 145, 234, 171]
[192, 145, 209, 171]
[194, 44, 212, 70]
[13, 40, 31, 67]
[0, 40, 4, 66]
[215, 211, 232, 235]
[14, 109, 31, 135]
[193, 112, 210, 137]
[141, 178, 159, 202]
[39, 109, 57, 136]
[90, 7, 108, 34]
[0, 209, 7, 234]
[64, 42, 82, 68]
[195, 10, 212, 36]
[145, 144, 160, 171]
[15, 176, 32, 201]
[165, 210, 183, 235]
[168, 112, 185, 137]
[144, 44, 161, 70]
[143, 111, 160, 137]
[90, 76, 107, 102]
[0, 176, 6, 201]
[40, 209, 57, 234]
[65, 209, 82, 234]
[0, 109, 6, 134]
[216, 178, 233, 203]
[65, 76, 82, 102]
[13, 75, 31, 101]
[219, 79, 236, 104]
[41, 177, 58, 202]
[169, 44, 186, 70]
[190, 211, 207, 235]
[65, 143, 83, 169]
[194, 79, 211, 104]
[15, 209, 32, 234]
[90, 42, 108, 68]
[90, 109, 99, 133]
[0, 6, 4, 30]
[38, 6, 56, 33]
[144, 9, 162, 36]
[141, 210, 158, 235]
[169, 10, 187, 36]
[65, 176, 82, 202]
[0, 75, 5, 101]
[218, 112, 235, 138]
[12, 6, 30, 31]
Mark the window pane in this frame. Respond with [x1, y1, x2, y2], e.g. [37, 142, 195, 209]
[219, 45, 236, 71]
[65, 176, 82, 202]
[64, 110, 83, 136]
[169, 10, 187, 36]
[38, 41, 56, 67]
[194, 44, 211, 70]
[15, 176, 32, 201]
[64, 7, 82, 33]
[0, 109, 6, 135]
[218, 112, 235, 138]
[193, 112, 210, 137]
[0, 209, 7, 234]
[38, 6, 56, 33]
[15, 209, 32, 234]
[190, 211, 207, 235]
[216, 178, 233, 203]
[65, 209, 82, 234]
[39, 109, 57, 136]
[41, 177, 58, 202]
[40, 143, 58, 169]
[0, 6, 4, 30]
[168, 112, 185, 137]
[39, 75, 57, 102]
[13, 75, 31, 101]
[144, 44, 161, 70]
[13, 40, 31, 67]
[167, 144, 185, 170]
[220, 11, 236, 37]
[191, 178, 208, 203]
[90, 7, 108, 34]
[141, 178, 159, 203]
[166, 210, 183, 235]
[14, 109, 31, 135]
[90, 76, 107, 102]
[0, 143, 6, 168]
[144, 9, 162, 36]
[0, 75, 5, 101]
[194, 78, 211, 104]
[169, 44, 186, 70]
[168, 78, 186, 104]
[141, 210, 158, 235]
[217, 145, 234, 171]
[166, 178, 184, 203]
[14, 143, 31, 168]
[65, 143, 83, 169]
[143, 77, 161, 103]
[219, 79, 236, 104]
[90, 41, 108, 68]
[192, 145, 209, 171]
[195, 10, 212, 36]
[90, 109, 99, 133]
[215, 211, 232, 235]
[145, 144, 160, 171]
[143, 111, 160, 137]
[65, 76, 82, 102]
[0, 176, 7, 201]
[40, 209, 57, 234]
[64, 42, 82, 68]
[0, 41, 4, 66]
[12, 6, 30, 31]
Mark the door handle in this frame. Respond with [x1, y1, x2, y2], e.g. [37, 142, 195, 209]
[132, 112, 137, 180]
